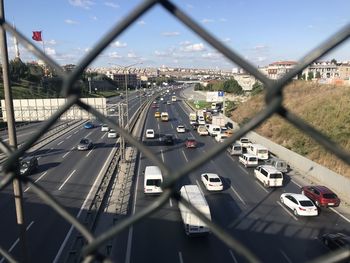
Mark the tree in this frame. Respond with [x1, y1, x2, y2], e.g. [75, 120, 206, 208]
[307, 72, 314, 81]
[222, 78, 243, 95]
[9, 59, 28, 81]
[331, 58, 337, 64]
[315, 71, 321, 79]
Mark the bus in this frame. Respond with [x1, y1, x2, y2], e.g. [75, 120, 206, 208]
[171, 96, 177, 102]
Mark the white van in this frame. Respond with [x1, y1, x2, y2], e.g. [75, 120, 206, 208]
[239, 153, 258, 168]
[254, 165, 283, 187]
[247, 144, 269, 160]
[144, 166, 163, 194]
[265, 157, 288, 173]
[207, 124, 221, 137]
[227, 144, 242, 156]
[178, 185, 211, 236]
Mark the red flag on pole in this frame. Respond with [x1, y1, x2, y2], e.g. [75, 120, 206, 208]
[32, 31, 42, 41]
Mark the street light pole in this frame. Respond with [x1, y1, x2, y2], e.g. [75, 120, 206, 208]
[125, 71, 129, 132]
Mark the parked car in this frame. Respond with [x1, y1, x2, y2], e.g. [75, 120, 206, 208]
[185, 137, 197, 148]
[321, 233, 350, 250]
[176, 125, 186, 133]
[215, 133, 229, 143]
[280, 193, 318, 217]
[254, 165, 283, 188]
[265, 157, 288, 173]
[197, 125, 208, 136]
[84, 122, 94, 129]
[301, 185, 340, 207]
[238, 153, 258, 168]
[201, 173, 223, 191]
[237, 137, 251, 149]
[108, 129, 117, 138]
[101, 124, 109, 132]
[77, 138, 93, 151]
[146, 129, 155, 139]
[19, 156, 38, 176]
[161, 134, 174, 145]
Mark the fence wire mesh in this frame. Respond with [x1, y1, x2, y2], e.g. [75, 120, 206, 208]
[0, 0, 349, 262]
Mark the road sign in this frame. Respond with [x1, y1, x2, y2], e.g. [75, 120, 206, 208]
[218, 91, 224, 97]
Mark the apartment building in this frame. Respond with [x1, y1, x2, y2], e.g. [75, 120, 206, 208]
[267, 61, 298, 79]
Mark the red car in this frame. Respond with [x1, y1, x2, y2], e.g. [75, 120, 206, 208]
[185, 137, 197, 148]
[301, 185, 340, 207]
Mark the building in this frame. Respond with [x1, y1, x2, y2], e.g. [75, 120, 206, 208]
[111, 73, 138, 89]
[267, 61, 298, 79]
[337, 63, 350, 80]
[302, 61, 338, 80]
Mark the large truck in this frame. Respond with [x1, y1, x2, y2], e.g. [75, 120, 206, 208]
[211, 115, 226, 127]
[178, 185, 211, 236]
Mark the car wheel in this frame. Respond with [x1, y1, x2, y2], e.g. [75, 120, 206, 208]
[293, 209, 298, 216]
[280, 197, 284, 204]
[263, 181, 268, 188]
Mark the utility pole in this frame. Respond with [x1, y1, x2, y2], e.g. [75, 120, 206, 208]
[0, 0, 28, 261]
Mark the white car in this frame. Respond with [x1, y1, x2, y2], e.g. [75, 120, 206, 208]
[215, 133, 228, 143]
[107, 129, 117, 138]
[101, 124, 109, 132]
[197, 125, 208, 136]
[201, 173, 223, 191]
[280, 193, 318, 217]
[176, 125, 186, 133]
[145, 129, 155, 139]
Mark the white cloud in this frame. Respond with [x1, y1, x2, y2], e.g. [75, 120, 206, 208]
[108, 52, 122, 58]
[91, 16, 98, 21]
[154, 50, 169, 57]
[179, 40, 191, 46]
[84, 47, 92, 52]
[113, 41, 127, 48]
[202, 18, 214, 24]
[137, 20, 146, 26]
[68, 0, 95, 9]
[127, 52, 137, 58]
[182, 43, 206, 52]
[222, 38, 231, 43]
[45, 47, 56, 55]
[46, 40, 57, 45]
[104, 2, 119, 8]
[308, 24, 314, 29]
[162, 32, 180, 37]
[65, 19, 78, 25]
[202, 52, 222, 59]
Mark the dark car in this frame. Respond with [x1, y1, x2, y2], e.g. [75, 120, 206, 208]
[191, 122, 199, 131]
[19, 156, 38, 176]
[84, 122, 94, 129]
[77, 138, 93, 151]
[161, 134, 174, 145]
[322, 233, 350, 250]
[301, 185, 340, 207]
[185, 137, 197, 148]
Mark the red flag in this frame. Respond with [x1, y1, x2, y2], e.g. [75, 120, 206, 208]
[32, 31, 42, 41]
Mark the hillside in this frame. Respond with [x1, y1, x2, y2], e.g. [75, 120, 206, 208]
[229, 81, 350, 177]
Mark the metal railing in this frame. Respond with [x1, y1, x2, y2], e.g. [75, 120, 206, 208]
[0, 0, 349, 262]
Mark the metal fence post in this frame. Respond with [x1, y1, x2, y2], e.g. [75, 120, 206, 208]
[0, 0, 28, 261]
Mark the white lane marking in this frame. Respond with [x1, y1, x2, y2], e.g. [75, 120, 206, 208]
[170, 123, 174, 129]
[57, 141, 64, 146]
[71, 146, 75, 150]
[169, 198, 173, 207]
[280, 250, 293, 263]
[24, 171, 48, 192]
[86, 147, 94, 157]
[125, 153, 142, 263]
[181, 150, 188, 162]
[0, 221, 35, 263]
[157, 123, 160, 131]
[291, 179, 301, 188]
[54, 144, 117, 263]
[161, 149, 165, 162]
[100, 133, 106, 139]
[238, 165, 249, 174]
[74, 130, 78, 134]
[178, 251, 184, 263]
[230, 185, 247, 206]
[86, 131, 93, 138]
[62, 151, 70, 159]
[330, 207, 350, 223]
[229, 250, 238, 263]
[277, 201, 298, 221]
[66, 135, 72, 139]
[58, 170, 76, 190]
[255, 181, 269, 193]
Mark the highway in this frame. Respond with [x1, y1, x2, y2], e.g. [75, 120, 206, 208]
[119, 89, 350, 263]
[0, 92, 143, 262]
[0, 87, 349, 262]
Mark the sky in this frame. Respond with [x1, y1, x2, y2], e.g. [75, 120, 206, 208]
[4, 0, 350, 70]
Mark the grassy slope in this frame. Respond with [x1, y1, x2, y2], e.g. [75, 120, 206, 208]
[229, 81, 350, 177]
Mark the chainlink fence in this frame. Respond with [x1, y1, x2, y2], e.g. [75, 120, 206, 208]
[0, 0, 350, 262]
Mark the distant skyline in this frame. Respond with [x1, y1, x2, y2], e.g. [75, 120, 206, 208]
[5, 0, 350, 69]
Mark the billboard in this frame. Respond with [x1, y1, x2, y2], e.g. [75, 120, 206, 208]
[206, 91, 224, 102]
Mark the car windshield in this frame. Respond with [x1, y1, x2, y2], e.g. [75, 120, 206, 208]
[299, 200, 314, 207]
[209, 178, 221, 183]
[146, 179, 162, 187]
[80, 139, 88, 144]
[323, 193, 337, 199]
[270, 173, 282, 179]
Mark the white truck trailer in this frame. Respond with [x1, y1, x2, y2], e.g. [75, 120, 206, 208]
[178, 185, 211, 236]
